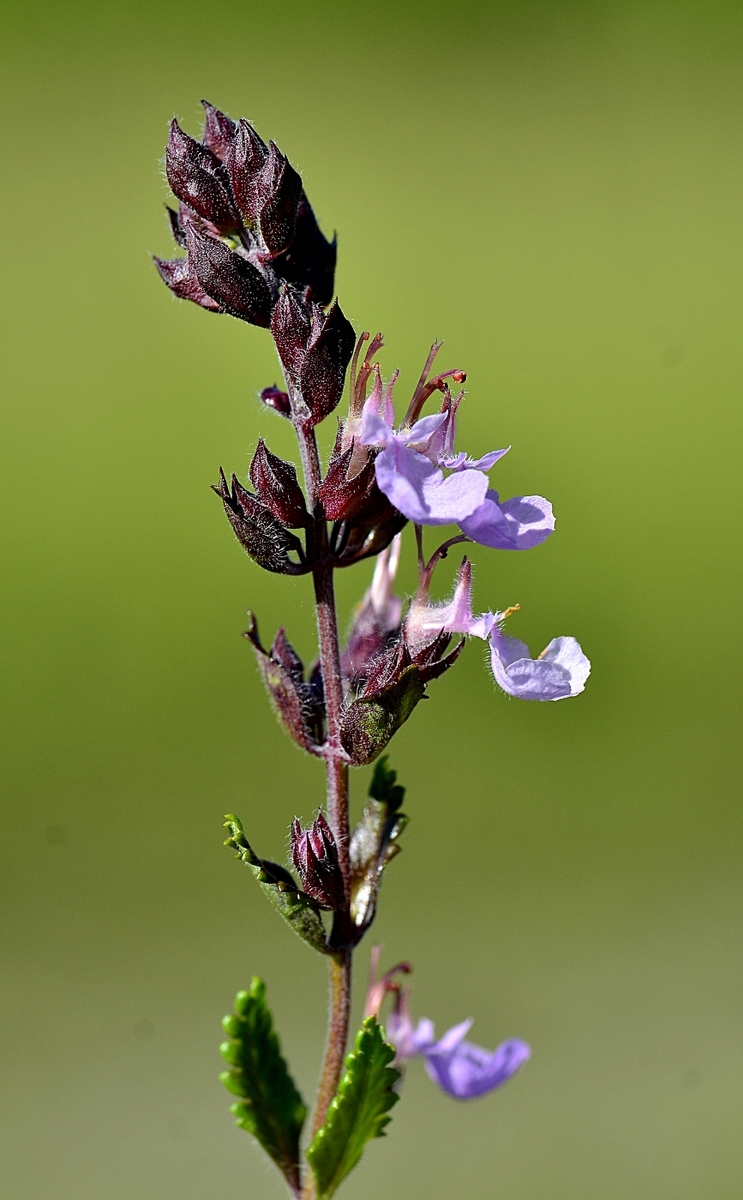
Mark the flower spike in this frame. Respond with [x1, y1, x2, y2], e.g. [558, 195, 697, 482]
[155, 100, 591, 1198]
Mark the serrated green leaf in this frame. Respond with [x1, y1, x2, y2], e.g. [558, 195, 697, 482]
[220, 978, 306, 1196]
[224, 815, 329, 954]
[306, 1017, 401, 1198]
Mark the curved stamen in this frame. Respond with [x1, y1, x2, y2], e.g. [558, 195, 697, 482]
[419, 533, 472, 596]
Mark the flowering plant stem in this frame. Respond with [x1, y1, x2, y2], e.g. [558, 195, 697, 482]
[297, 419, 354, 1167]
[303, 951, 352, 1200]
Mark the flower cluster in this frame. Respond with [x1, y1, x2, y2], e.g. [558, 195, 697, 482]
[344, 338, 590, 703]
[157, 101, 337, 321]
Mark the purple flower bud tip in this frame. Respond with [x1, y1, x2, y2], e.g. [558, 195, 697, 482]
[259, 385, 291, 417]
[200, 99, 237, 161]
[368, 536, 403, 631]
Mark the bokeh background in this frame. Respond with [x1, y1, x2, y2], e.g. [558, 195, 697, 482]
[2, 1, 743, 1197]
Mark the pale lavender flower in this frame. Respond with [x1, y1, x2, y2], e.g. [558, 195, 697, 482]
[364, 953, 530, 1102]
[407, 559, 590, 701]
[361, 387, 488, 526]
[489, 630, 591, 701]
[359, 355, 554, 550]
[386, 994, 531, 1101]
[422, 1023, 531, 1101]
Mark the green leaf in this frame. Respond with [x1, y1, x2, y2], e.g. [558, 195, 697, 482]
[224, 814, 329, 954]
[220, 978, 307, 1196]
[306, 1017, 401, 1198]
[348, 758, 408, 932]
[368, 756, 406, 810]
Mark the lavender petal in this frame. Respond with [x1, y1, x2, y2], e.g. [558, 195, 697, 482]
[424, 1037, 531, 1100]
[489, 630, 590, 700]
[459, 490, 554, 550]
[375, 444, 489, 525]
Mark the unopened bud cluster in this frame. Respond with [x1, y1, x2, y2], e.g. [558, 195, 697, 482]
[157, 101, 336, 321]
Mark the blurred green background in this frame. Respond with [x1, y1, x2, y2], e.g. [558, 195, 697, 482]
[2, 1, 742, 1196]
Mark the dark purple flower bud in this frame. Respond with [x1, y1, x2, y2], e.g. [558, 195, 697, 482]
[255, 142, 303, 257]
[223, 813, 328, 955]
[227, 125, 302, 257]
[270, 287, 312, 384]
[319, 430, 378, 522]
[213, 469, 308, 575]
[290, 812, 346, 910]
[408, 628, 465, 682]
[272, 194, 337, 306]
[249, 439, 310, 528]
[153, 255, 223, 312]
[271, 290, 354, 425]
[360, 636, 411, 696]
[259, 385, 291, 417]
[166, 119, 240, 231]
[200, 99, 237, 161]
[338, 610, 465, 765]
[379, 621, 465, 688]
[301, 300, 356, 426]
[186, 225, 273, 327]
[226, 118, 269, 223]
[244, 615, 325, 752]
